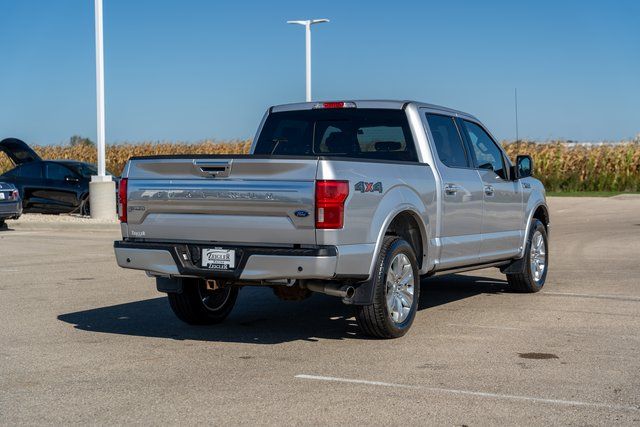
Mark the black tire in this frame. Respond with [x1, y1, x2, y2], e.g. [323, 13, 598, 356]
[507, 219, 548, 292]
[0, 219, 6, 229]
[80, 197, 90, 217]
[167, 279, 238, 325]
[355, 236, 420, 339]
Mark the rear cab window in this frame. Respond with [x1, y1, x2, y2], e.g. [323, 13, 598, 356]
[254, 109, 418, 162]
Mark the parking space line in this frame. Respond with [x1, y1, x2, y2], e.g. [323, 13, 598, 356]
[447, 323, 521, 331]
[295, 374, 639, 412]
[543, 291, 640, 302]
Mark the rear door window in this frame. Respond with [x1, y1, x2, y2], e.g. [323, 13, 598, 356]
[18, 162, 44, 179]
[254, 109, 418, 162]
[425, 113, 469, 168]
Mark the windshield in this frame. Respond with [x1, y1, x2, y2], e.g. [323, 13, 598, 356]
[254, 108, 418, 162]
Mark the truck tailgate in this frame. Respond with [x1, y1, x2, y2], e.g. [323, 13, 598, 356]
[124, 157, 318, 245]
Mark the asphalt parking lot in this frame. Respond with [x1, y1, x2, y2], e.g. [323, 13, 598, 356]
[1, 196, 638, 425]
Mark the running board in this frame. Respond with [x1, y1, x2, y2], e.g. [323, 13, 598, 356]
[429, 260, 511, 277]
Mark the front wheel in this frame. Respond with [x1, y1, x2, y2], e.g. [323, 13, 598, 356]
[167, 279, 238, 325]
[80, 197, 90, 217]
[507, 219, 548, 292]
[355, 236, 420, 339]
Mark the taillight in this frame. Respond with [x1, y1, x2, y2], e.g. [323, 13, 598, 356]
[118, 178, 128, 223]
[315, 180, 349, 229]
[8, 190, 18, 201]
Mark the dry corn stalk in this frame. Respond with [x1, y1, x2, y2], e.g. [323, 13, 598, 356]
[1, 140, 638, 192]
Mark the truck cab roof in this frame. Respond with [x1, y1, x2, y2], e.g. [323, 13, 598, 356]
[270, 100, 479, 121]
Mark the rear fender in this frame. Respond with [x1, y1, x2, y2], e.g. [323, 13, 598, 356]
[351, 186, 430, 305]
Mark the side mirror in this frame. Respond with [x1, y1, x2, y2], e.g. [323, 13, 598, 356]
[64, 175, 80, 183]
[515, 155, 533, 179]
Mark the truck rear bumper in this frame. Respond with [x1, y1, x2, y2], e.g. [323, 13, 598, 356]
[114, 240, 346, 281]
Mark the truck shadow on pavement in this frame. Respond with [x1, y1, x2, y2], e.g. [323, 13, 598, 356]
[58, 274, 508, 344]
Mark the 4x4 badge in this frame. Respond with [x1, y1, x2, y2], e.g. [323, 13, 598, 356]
[355, 181, 383, 193]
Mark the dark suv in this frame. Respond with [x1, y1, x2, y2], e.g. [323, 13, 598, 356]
[0, 138, 114, 215]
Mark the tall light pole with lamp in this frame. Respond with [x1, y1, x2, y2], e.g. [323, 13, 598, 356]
[286, 19, 329, 102]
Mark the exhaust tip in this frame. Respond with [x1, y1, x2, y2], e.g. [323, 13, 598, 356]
[343, 286, 355, 299]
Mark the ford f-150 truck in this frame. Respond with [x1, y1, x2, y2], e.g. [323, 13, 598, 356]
[114, 100, 549, 338]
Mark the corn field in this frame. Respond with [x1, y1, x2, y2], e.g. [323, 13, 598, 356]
[503, 142, 640, 192]
[0, 140, 251, 178]
[1, 140, 639, 192]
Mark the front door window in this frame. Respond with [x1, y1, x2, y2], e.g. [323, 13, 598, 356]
[463, 121, 507, 180]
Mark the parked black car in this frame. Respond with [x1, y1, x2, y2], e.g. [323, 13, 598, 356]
[0, 182, 22, 228]
[0, 138, 115, 215]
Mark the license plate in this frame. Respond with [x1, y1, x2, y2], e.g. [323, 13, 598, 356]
[0, 193, 4, 200]
[201, 248, 235, 270]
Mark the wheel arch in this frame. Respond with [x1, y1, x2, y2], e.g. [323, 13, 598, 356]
[518, 200, 550, 258]
[368, 205, 430, 278]
[385, 211, 425, 269]
[532, 204, 550, 229]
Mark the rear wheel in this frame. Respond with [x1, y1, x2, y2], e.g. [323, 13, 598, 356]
[167, 279, 238, 325]
[507, 219, 548, 292]
[0, 219, 6, 229]
[355, 236, 420, 339]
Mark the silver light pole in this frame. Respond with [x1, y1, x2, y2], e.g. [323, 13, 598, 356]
[90, 0, 116, 219]
[287, 19, 329, 102]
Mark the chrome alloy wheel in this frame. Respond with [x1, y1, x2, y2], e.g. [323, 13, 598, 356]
[530, 230, 547, 283]
[385, 253, 415, 323]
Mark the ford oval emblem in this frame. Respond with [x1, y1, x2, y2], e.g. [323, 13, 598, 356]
[294, 210, 310, 218]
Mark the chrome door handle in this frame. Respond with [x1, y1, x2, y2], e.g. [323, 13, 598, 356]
[444, 183, 460, 195]
[484, 185, 495, 196]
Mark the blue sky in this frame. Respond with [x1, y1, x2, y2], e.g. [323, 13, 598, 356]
[0, 0, 638, 145]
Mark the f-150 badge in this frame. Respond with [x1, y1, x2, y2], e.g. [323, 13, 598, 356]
[355, 181, 383, 193]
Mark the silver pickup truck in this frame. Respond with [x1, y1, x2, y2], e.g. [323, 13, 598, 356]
[114, 100, 549, 338]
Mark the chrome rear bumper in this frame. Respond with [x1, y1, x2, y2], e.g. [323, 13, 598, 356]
[114, 240, 340, 281]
